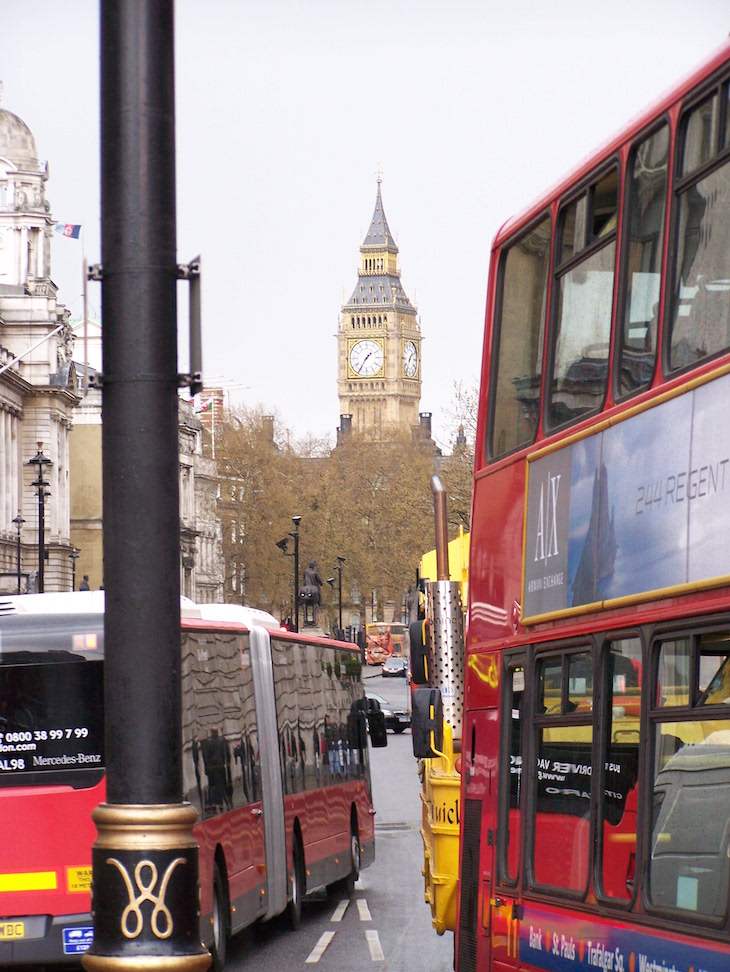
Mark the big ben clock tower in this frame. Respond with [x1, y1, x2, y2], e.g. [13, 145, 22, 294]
[337, 177, 422, 437]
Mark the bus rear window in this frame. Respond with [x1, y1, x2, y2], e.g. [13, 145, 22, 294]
[0, 655, 104, 786]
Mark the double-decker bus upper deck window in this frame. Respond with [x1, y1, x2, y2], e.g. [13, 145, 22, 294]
[616, 125, 669, 399]
[668, 85, 730, 372]
[648, 630, 730, 919]
[488, 215, 551, 460]
[547, 170, 618, 431]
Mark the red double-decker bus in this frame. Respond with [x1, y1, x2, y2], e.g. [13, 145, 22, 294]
[0, 592, 385, 968]
[454, 36, 730, 972]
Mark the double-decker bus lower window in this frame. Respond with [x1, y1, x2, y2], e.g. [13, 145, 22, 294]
[598, 638, 641, 902]
[501, 660, 524, 883]
[489, 216, 551, 460]
[532, 650, 593, 893]
[649, 631, 730, 917]
[670, 89, 730, 372]
[617, 125, 668, 398]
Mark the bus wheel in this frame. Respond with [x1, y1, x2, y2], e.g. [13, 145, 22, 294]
[331, 825, 360, 899]
[211, 863, 229, 972]
[288, 835, 304, 930]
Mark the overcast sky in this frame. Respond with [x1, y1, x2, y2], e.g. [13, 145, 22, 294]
[2, 2, 729, 448]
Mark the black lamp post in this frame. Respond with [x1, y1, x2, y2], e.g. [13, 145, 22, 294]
[335, 556, 345, 632]
[290, 516, 301, 632]
[276, 514, 301, 632]
[69, 547, 80, 591]
[27, 443, 52, 593]
[12, 512, 24, 594]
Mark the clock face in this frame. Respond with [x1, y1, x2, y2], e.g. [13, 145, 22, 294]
[349, 339, 384, 377]
[403, 340, 418, 378]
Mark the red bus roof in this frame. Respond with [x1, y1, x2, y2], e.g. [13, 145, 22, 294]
[493, 37, 730, 249]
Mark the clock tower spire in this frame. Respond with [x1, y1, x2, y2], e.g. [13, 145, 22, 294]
[337, 178, 422, 437]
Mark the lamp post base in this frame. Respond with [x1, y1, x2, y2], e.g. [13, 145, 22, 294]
[82, 804, 210, 972]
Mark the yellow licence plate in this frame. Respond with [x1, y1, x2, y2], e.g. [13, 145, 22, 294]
[0, 921, 25, 940]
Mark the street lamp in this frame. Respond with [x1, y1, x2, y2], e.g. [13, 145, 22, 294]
[12, 512, 25, 594]
[290, 516, 301, 632]
[69, 547, 80, 591]
[334, 556, 345, 633]
[276, 514, 301, 631]
[27, 443, 52, 593]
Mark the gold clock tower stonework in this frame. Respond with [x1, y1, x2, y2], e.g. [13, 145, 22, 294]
[337, 178, 422, 437]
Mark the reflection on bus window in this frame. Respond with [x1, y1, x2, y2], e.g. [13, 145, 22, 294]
[271, 639, 367, 796]
[502, 662, 524, 884]
[681, 94, 718, 176]
[548, 171, 618, 429]
[599, 639, 641, 902]
[656, 638, 691, 709]
[649, 629, 730, 917]
[549, 242, 616, 427]
[617, 126, 668, 398]
[650, 729, 730, 917]
[489, 216, 551, 460]
[183, 632, 261, 818]
[532, 650, 593, 893]
[669, 93, 730, 371]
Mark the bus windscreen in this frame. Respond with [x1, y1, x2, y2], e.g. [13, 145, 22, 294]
[0, 616, 104, 787]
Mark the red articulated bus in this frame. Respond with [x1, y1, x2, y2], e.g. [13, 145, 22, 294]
[0, 591, 385, 968]
[414, 36, 730, 972]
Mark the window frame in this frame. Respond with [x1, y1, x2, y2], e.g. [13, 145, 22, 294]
[544, 162, 621, 434]
[593, 629, 645, 909]
[486, 211, 553, 463]
[525, 640, 596, 899]
[643, 618, 730, 925]
[664, 72, 730, 378]
[613, 118, 671, 403]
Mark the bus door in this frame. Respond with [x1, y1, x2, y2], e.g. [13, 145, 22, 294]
[456, 658, 502, 972]
[490, 654, 526, 972]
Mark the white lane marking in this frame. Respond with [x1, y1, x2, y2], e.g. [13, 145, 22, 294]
[357, 898, 372, 921]
[331, 899, 349, 922]
[305, 931, 336, 963]
[366, 929, 384, 961]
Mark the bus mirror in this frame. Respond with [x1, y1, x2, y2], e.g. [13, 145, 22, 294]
[412, 687, 444, 758]
[359, 696, 388, 748]
[409, 619, 430, 685]
[368, 708, 388, 748]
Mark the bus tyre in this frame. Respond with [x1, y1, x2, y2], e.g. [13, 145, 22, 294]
[288, 835, 304, 930]
[211, 863, 229, 972]
[345, 826, 361, 897]
[331, 825, 360, 899]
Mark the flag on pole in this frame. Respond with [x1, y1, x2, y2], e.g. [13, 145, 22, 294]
[194, 397, 213, 415]
[55, 223, 82, 239]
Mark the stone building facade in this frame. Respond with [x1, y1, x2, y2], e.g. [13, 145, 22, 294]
[0, 95, 224, 600]
[0, 93, 78, 593]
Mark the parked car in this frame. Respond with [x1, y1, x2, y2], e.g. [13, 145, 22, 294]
[382, 655, 408, 678]
[365, 690, 411, 734]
